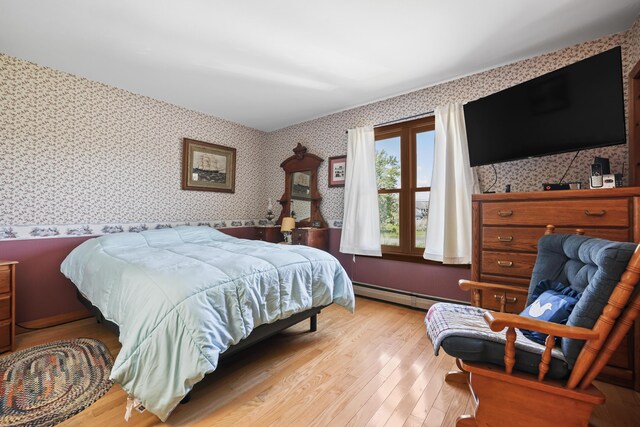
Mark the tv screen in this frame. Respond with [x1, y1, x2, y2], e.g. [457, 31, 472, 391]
[464, 47, 626, 167]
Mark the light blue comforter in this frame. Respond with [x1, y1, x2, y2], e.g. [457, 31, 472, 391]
[60, 226, 354, 420]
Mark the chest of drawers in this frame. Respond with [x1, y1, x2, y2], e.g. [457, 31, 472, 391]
[0, 261, 17, 354]
[472, 188, 640, 389]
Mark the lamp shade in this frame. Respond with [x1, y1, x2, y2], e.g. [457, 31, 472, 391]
[281, 217, 295, 232]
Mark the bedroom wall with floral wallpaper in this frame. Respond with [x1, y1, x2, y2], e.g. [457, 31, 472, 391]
[628, 16, 640, 70]
[2, 17, 639, 241]
[264, 28, 637, 224]
[0, 54, 267, 240]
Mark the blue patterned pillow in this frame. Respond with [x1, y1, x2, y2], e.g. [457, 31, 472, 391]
[519, 280, 581, 345]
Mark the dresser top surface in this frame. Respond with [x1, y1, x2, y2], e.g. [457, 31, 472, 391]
[0, 261, 17, 266]
[473, 187, 640, 202]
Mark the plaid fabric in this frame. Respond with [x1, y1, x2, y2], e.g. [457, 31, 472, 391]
[425, 302, 565, 361]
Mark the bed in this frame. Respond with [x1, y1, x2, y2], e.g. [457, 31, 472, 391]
[60, 226, 354, 421]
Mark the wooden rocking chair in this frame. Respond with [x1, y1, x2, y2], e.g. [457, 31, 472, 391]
[425, 226, 640, 426]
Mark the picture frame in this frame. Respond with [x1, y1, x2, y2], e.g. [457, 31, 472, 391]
[182, 138, 236, 193]
[328, 155, 346, 187]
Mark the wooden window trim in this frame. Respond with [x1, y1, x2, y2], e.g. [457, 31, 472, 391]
[376, 116, 435, 257]
[357, 251, 470, 268]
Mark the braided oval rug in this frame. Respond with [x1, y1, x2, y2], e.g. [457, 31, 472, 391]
[0, 338, 113, 427]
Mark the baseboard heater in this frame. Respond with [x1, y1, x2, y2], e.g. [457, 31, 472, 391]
[353, 282, 467, 310]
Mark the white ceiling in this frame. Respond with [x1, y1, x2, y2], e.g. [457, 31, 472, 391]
[1, 1, 639, 132]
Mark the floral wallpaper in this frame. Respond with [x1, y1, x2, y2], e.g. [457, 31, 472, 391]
[0, 54, 267, 239]
[627, 17, 640, 71]
[2, 17, 639, 240]
[265, 28, 636, 223]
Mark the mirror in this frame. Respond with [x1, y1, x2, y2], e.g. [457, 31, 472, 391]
[277, 144, 326, 228]
[291, 171, 312, 222]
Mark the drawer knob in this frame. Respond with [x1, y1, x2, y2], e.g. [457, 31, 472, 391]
[493, 294, 518, 303]
[497, 235, 513, 242]
[584, 209, 606, 217]
[497, 260, 513, 267]
[494, 294, 518, 312]
[497, 210, 513, 217]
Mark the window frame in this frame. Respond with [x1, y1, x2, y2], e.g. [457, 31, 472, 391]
[375, 116, 435, 258]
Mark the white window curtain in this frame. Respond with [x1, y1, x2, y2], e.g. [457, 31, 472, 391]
[423, 103, 480, 264]
[340, 126, 382, 257]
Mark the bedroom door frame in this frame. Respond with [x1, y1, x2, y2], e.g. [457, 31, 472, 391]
[629, 58, 640, 186]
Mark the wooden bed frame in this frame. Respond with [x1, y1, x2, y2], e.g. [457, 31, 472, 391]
[76, 291, 325, 402]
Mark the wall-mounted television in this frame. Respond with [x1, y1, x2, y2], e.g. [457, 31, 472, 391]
[464, 47, 626, 167]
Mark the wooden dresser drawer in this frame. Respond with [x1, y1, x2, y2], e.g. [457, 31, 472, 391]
[608, 333, 632, 369]
[480, 274, 532, 287]
[482, 227, 545, 252]
[291, 228, 328, 251]
[482, 226, 631, 252]
[0, 322, 10, 350]
[481, 290, 527, 313]
[254, 226, 283, 243]
[292, 229, 307, 245]
[0, 267, 10, 294]
[0, 296, 10, 321]
[482, 199, 629, 227]
[481, 251, 537, 278]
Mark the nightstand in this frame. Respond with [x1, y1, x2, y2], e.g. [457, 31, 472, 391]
[0, 261, 17, 354]
[254, 226, 284, 243]
[291, 227, 329, 251]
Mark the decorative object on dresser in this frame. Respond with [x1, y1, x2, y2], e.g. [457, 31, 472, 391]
[328, 155, 347, 187]
[425, 229, 640, 427]
[281, 217, 295, 244]
[277, 144, 327, 228]
[254, 225, 283, 243]
[470, 187, 640, 390]
[292, 227, 329, 251]
[0, 260, 17, 354]
[266, 197, 275, 225]
[0, 338, 113, 426]
[182, 138, 236, 193]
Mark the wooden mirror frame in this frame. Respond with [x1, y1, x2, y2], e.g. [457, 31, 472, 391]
[277, 144, 327, 228]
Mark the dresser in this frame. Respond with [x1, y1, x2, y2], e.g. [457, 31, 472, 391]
[0, 261, 17, 354]
[254, 226, 284, 243]
[291, 227, 329, 251]
[471, 187, 640, 390]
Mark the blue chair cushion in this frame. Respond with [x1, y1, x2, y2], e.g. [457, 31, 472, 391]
[529, 234, 637, 367]
[519, 280, 581, 345]
[425, 303, 570, 379]
[440, 336, 570, 379]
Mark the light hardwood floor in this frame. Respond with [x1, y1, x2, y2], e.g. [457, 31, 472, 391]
[11, 297, 640, 426]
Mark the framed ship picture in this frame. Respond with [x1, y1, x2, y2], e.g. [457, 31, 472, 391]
[182, 138, 236, 192]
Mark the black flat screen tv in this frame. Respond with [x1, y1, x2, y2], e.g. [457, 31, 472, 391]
[464, 47, 626, 167]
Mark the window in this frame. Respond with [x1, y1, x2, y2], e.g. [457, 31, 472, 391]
[375, 117, 435, 257]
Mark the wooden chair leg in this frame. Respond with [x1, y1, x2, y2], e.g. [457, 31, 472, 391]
[446, 359, 470, 384]
[445, 370, 470, 384]
[456, 415, 478, 427]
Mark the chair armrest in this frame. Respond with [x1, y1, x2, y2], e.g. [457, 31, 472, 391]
[483, 311, 599, 341]
[459, 279, 528, 294]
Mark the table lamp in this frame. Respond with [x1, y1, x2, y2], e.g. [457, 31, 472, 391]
[281, 217, 295, 244]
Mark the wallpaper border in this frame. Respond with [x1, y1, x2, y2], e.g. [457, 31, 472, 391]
[0, 219, 274, 241]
